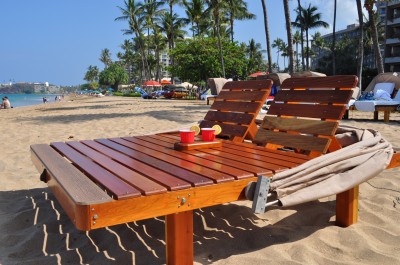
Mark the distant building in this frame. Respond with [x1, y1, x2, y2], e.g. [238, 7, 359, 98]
[382, 1, 400, 72]
[311, 24, 376, 70]
[33, 82, 60, 93]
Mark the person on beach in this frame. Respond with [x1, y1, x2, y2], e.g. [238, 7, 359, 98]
[1, 96, 11, 109]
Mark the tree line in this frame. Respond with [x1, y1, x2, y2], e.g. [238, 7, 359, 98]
[83, 0, 385, 91]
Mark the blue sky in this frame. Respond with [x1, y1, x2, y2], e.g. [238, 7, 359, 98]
[0, 0, 360, 86]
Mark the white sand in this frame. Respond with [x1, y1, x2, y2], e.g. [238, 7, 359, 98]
[0, 96, 399, 264]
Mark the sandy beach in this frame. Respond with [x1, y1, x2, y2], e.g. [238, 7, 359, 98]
[0, 95, 399, 265]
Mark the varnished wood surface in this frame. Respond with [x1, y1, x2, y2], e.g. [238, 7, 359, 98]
[32, 133, 309, 229]
[203, 79, 272, 142]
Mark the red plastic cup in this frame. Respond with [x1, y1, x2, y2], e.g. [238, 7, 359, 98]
[201, 128, 216, 142]
[179, 129, 195, 143]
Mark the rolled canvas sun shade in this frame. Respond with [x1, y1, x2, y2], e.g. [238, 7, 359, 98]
[270, 125, 393, 207]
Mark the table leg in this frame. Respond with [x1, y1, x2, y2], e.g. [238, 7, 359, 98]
[384, 111, 390, 122]
[335, 186, 359, 227]
[165, 210, 194, 265]
[374, 111, 378, 121]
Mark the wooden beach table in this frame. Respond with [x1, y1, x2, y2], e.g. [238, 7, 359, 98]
[31, 133, 310, 264]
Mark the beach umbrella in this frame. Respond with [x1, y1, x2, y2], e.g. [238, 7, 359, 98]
[248, 71, 266, 78]
[180, 82, 198, 89]
[143, 80, 161, 86]
[161, 80, 172, 85]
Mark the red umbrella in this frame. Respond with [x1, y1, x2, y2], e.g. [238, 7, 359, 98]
[143, 80, 161, 86]
[161, 80, 172, 85]
[248, 71, 266, 78]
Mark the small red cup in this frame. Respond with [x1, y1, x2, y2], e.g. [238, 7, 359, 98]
[179, 129, 195, 143]
[201, 128, 215, 142]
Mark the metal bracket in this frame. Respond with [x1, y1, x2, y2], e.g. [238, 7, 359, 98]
[250, 175, 270, 214]
[40, 169, 48, 183]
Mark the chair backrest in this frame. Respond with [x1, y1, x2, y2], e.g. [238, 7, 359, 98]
[254, 75, 358, 156]
[200, 79, 272, 142]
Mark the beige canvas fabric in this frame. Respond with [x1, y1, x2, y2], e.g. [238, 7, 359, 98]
[207, 78, 228, 95]
[364, 72, 400, 96]
[270, 125, 393, 207]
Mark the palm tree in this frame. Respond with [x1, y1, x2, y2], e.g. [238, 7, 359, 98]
[364, 0, 384, 73]
[292, 4, 329, 70]
[246, 38, 265, 74]
[205, 0, 229, 78]
[331, 0, 337, 75]
[117, 40, 136, 82]
[283, 0, 294, 74]
[293, 30, 302, 71]
[99, 48, 112, 68]
[357, 0, 364, 91]
[296, 0, 305, 70]
[141, 0, 166, 80]
[227, 0, 255, 42]
[272, 38, 284, 71]
[84, 65, 100, 82]
[115, 0, 150, 81]
[260, 0, 272, 73]
[183, 0, 205, 37]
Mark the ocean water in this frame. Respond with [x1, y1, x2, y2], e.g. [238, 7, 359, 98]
[0, 94, 60, 108]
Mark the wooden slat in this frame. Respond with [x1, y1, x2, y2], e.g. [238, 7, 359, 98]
[210, 101, 262, 113]
[221, 79, 272, 90]
[31, 144, 112, 204]
[66, 141, 167, 196]
[117, 138, 234, 183]
[274, 90, 353, 104]
[96, 138, 214, 186]
[281, 75, 358, 89]
[216, 90, 269, 101]
[198, 148, 289, 173]
[254, 129, 331, 153]
[145, 135, 274, 176]
[199, 121, 248, 138]
[81, 140, 192, 191]
[261, 116, 338, 136]
[268, 103, 346, 120]
[127, 136, 253, 179]
[203, 111, 254, 125]
[50, 142, 142, 199]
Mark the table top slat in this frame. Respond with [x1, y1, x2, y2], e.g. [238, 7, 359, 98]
[133, 136, 255, 179]
[50, 142, 142, 199]
[81, 140, 192, 191]
[117, 137, 236, 183]
[66, 141, 167, 196]
[96, 138, 214, 187]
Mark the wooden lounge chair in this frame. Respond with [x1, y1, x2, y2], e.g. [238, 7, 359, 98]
[30, 76, 399, 264]
[253, 75, 366, 226]
[200, 79, 272, 142]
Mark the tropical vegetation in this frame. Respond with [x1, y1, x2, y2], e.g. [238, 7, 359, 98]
[81, 1, 387, 91]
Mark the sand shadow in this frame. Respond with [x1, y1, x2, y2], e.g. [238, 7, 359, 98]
[17, 105, 209, 125]
[0, 188, 336, 265]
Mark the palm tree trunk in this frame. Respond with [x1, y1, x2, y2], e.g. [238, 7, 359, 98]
[356, 0, 363, 92]
[367, 8, 384, 73]
[331, 0, 337, 75]
[306, 29, 309, 70]
[297, 0, 305, 70]
[169, 1, 175, 83]
[283, 0, 294, 75]
[216, 14, 226, 78]
[229, 0, 234, 42]
[261, 0, 273, 73]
